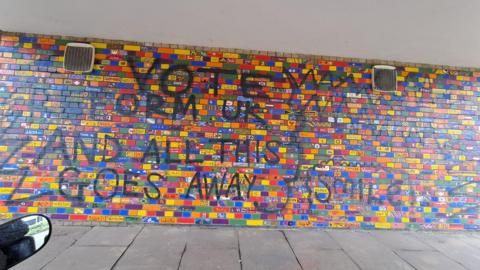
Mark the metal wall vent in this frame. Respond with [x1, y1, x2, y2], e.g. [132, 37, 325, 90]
[63, 43, 95, 72]
[372, 65, 397, 92]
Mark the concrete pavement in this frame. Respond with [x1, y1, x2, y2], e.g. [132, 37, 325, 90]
[11, 224, 480, 270]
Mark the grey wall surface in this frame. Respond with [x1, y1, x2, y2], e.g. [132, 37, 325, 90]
[0, 0, 479, 68]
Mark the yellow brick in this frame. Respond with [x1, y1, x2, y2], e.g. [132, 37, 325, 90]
[27, 207, 38, 213]
[405, 67, 419, 72]
[255, 66, 270, 71]
[165, 211, 174, 217]
[0, 188, 14, 194]
[246, 220, 263, 226]
[330, 222, 346, 228]
[52, 201, 71, 207]
[447, 129, 461, 135]
[304, 154, 314, 160]
[250, 191, 261, 197]
[124, 44, 141, 51]
[106, 216, 124, 222]
[223, 53, 239, 58]
[376, 211, 388, 217]
[346, 135, 360, 140]
[174, 49, 190, 55]
[0, 213, 13, 219]
[251, 130, 267, 135]
[91, 42, 107, 49]
[375, 223, 391, 229]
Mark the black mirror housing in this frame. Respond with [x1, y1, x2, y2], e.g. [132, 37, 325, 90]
[0, 214, 52, 269]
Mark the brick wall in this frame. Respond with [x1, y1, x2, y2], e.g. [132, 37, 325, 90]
[0, 32, 478, 230]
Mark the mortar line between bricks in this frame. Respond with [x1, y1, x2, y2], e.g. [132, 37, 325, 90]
[110, 225, 145, 270]
[281, 230, 304, 270]
[39, 226, 94, 270]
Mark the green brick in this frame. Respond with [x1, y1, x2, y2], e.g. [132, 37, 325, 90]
[229, 219, 247, 226]
[195, 206, 212, 212]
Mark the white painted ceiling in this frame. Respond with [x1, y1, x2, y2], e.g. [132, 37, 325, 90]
[1, 0, 479, 68]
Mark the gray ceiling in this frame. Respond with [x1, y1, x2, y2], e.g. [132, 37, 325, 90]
[1, 0, 479, 68]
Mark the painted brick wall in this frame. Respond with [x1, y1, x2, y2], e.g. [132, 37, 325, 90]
[0, 32, 478, 230]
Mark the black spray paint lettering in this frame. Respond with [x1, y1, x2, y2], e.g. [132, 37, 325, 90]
[115, 93, 139, 116]
[240, 73, 272, 99]
[197, 68, 236, 97]
[221, 100, 267, 126]
[58, 167, 88, 201]
[101, 135, 123, 162]
[73, 135, 98, 165]
[185, 172, 255, 200]
[36, 128, 70, 165]
[185, 139, 204, 163]
[5, 169, 54, 205]
[145, 173, 163, 200]
[93, 168, 120, 200]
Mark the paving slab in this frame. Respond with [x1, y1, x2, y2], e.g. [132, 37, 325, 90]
[239, 229, 301, 270]
[51, 225, 93, 237]
[370, 230, 433, 251]
[114, 226, 188, 270]
[328, 230, 414, 270]
[285, 230, 341, 249]
[12, 226, 92, 270]
[42, 246, 125, 270]
[285, 230, 359, 270]
[396, 250, 466, 270]
[179, 228, 240, 270]
[414, 232, 480, 270]
[76, 226, 143, 246]
[456, 233, 480, 250]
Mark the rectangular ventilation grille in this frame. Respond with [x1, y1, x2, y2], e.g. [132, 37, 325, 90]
[372, 65, 397, 92]
[64, 43, 95, 72]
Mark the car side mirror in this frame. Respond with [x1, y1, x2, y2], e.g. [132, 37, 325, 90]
[0, 214, 52, 269]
